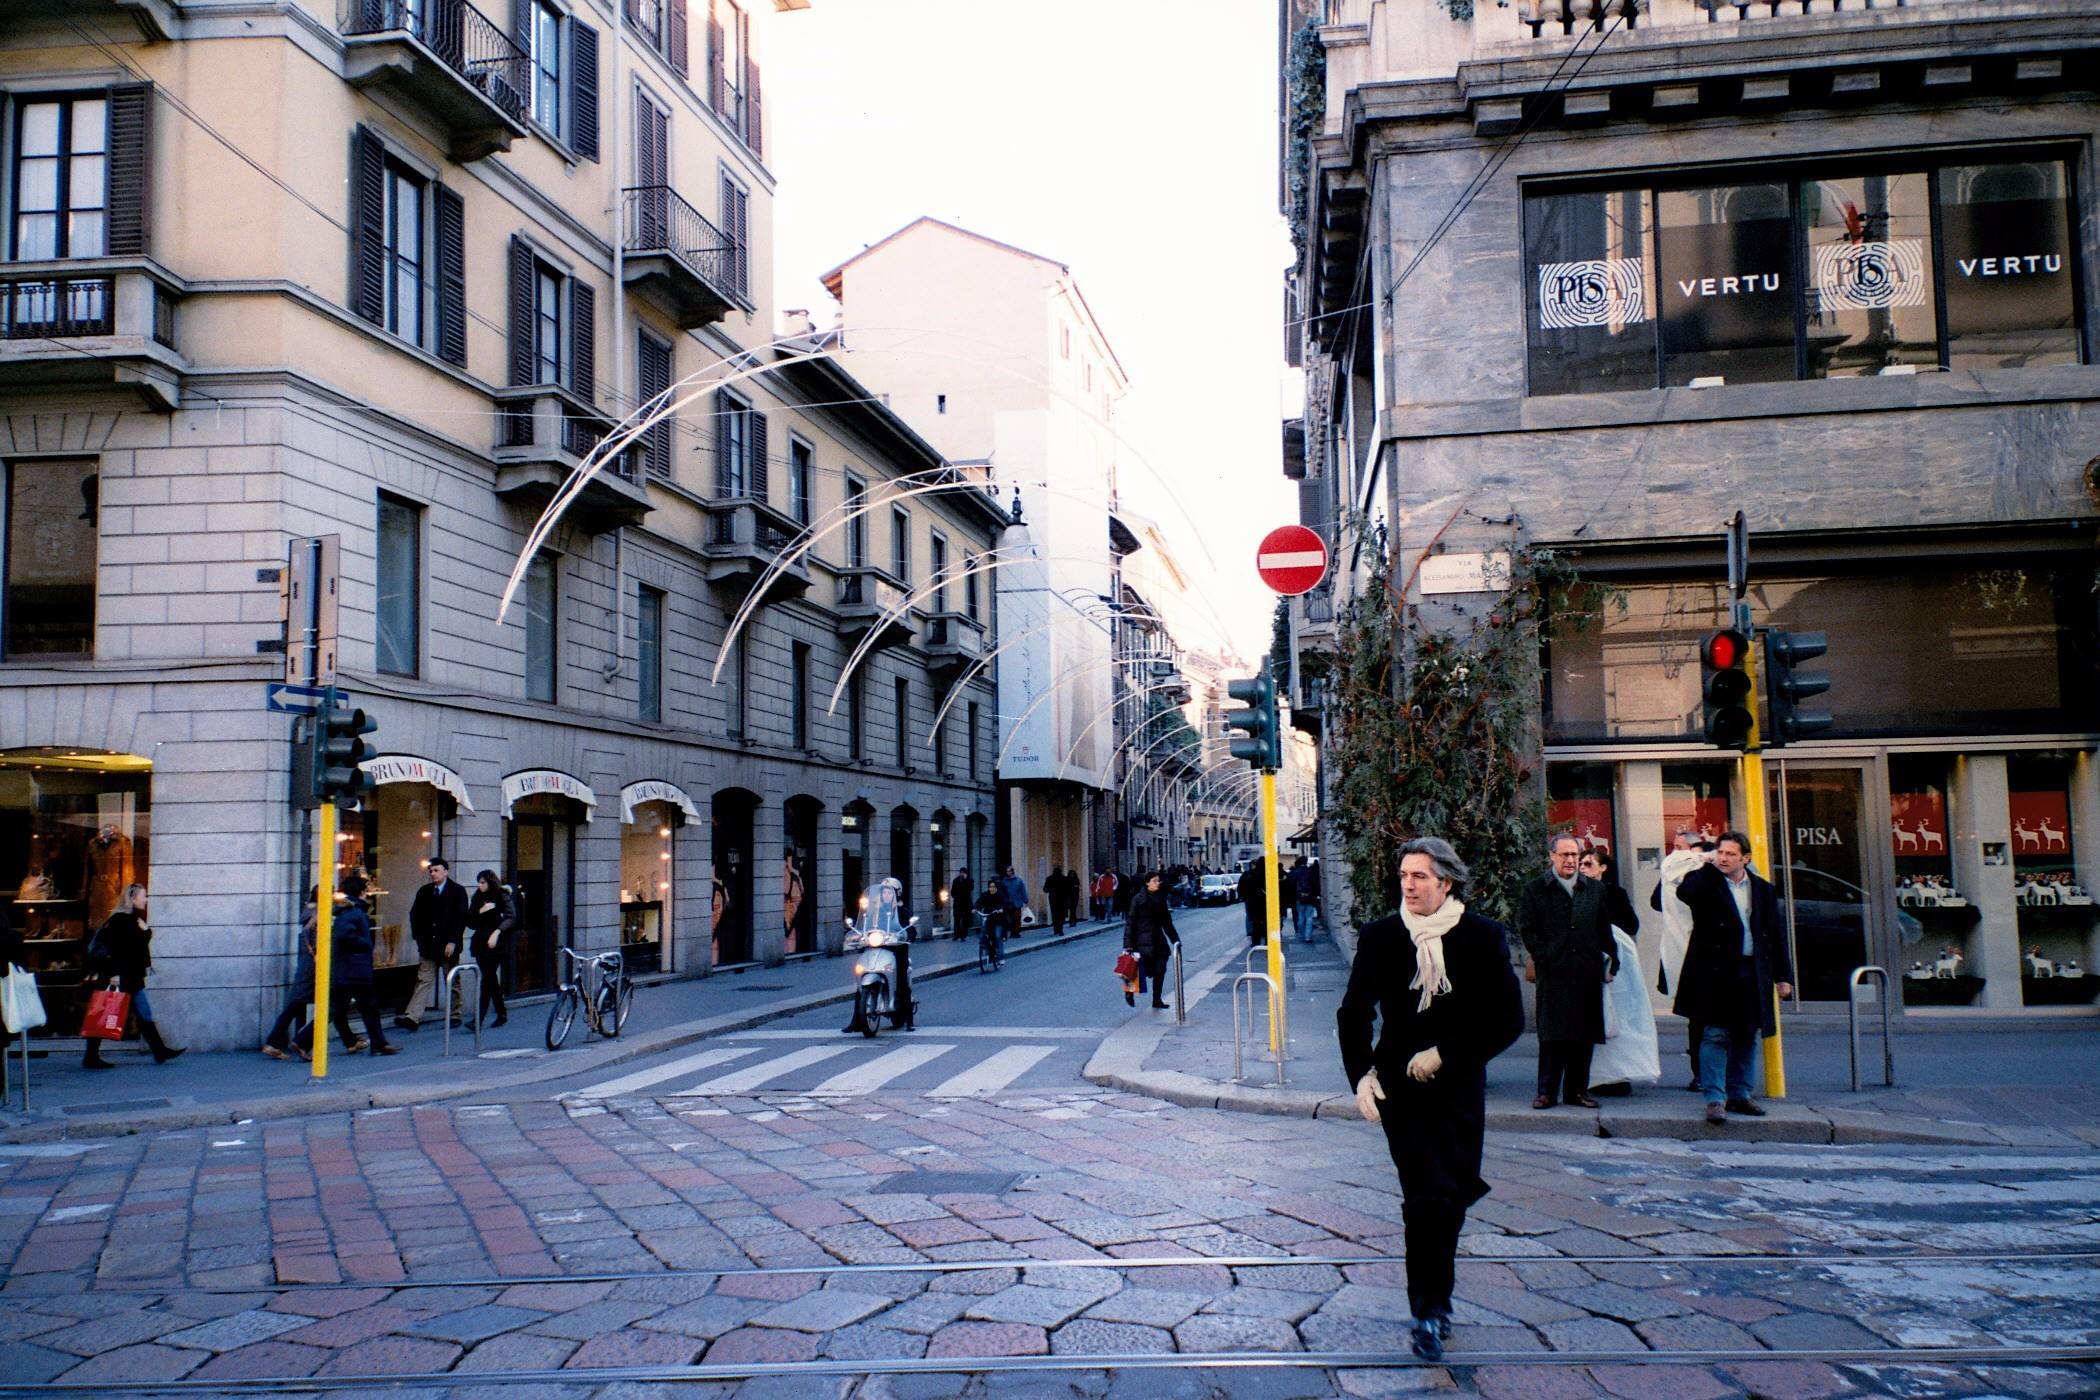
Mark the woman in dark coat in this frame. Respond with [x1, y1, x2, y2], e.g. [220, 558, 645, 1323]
[469, 871, 517, 1028]
[309, 894, 396, 1056]
[1121, 872, 1181, 1008]
[1337, 837, 1525, 1361]
[84, 884, 182, 1069]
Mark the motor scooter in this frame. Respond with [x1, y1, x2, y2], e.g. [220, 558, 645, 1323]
[843, 913, 917, 1037]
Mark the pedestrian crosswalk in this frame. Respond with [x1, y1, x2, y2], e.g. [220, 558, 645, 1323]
[566, 1034, 1079, 1102]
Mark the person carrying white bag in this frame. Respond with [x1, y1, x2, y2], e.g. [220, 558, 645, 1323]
[1583, 851, 1660, 1093]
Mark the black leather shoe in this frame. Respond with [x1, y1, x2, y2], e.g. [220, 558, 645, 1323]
[1410, 1320, 1444, 1361]
[1704, 1103, 1727, 1125]
[1726, 1098, 1767, 1117]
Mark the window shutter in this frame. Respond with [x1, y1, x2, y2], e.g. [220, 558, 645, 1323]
[713, 403, 731, 497]
[106, 83, 152, 257]
[638, 334, 672, 476]
[624, 0, 641, 24]
[569, 279, 595, 402]
[570, 20, 600, 160]
[434, 185, 467, 367]
[744, 59, 761, 158]
[708, 16, 727, 113]
[512, 0, 530, 47]
[721, 175, 748, 298]
[350, 126, 387, 327]
[668, 0, 689, 77]
[749, 411, 769, 502]
[507, 235, 534, 386]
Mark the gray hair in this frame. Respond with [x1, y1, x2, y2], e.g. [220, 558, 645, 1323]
[1549, 831, 1583, 855]
[1398, 837, 1468, 891]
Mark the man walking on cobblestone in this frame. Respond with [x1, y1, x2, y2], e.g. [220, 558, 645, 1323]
[1338, 836, 1524, 1362]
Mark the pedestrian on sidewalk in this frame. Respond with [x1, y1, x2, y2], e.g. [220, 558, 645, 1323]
[82, 884, 183, 1069]
[1338, 837, 1524, 1362]
[1516, 833, 1615, 1110]
[1581, 849, 1660, 1096]
[309, 892, 397, 1056]
[1277, 859, 1300, 940]
[1091, 869, 1115, 921]
[1652, 832, 1713, 1089]
[995, 866, 1028, 942]
[469, 871, 515, 1028]
[400, 860, 468, 1031]
[1290, 859, 1318, 943]
[1675, 831, 1791, 1126]
[1239, 857, 1267, 944]
[1049, 866, 1070, 936]
[950, 868, 974, 938]
[263, 888, 363, 1060]
[1121, 871, 1181, 1009]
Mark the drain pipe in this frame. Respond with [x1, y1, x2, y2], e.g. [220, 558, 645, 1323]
[601, 12, 630, 686]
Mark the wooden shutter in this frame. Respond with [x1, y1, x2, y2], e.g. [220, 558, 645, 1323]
[512, 0, 531, 47]
[570, 20, 600, 160]
[638, 334, 672, 477]
[720, 175, 748, 297]
[635, 90, 667, 187]
[744, 59, 761, 157]
[569, 280, 595, 402]
[105, 84, 152, 257]
[507, 235, 534, 386]
[434, 185, 466, 367]
[668, 0, 689, 77]
[749, 411, 768, 502]
[708, 15, 727, 113]
[624, 0, 641, 23]
[350, 126, 387, 327]
[713, 402, 731, 497]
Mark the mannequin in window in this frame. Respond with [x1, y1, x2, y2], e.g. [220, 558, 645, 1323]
[85, 823, 134, 928]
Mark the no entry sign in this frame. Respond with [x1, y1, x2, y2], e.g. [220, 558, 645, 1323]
[1256, 525, 1329, 596]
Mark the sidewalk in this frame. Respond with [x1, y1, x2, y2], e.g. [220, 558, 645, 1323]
[0, 915, 1119, 1144]
[1084, 931, 2100, 1148]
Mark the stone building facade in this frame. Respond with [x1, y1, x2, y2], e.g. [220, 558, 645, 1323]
[0, 0, 1004, 1050]
[1286, 0, 2100, 1012]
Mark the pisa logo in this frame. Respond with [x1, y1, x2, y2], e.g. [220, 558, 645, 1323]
[1536, 258, 1647, 329]
[1812, 239, 1928, 311]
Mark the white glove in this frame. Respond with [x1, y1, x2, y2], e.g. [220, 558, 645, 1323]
[1407, 1047, 1443, 1082]
[1355, 1070, 1385, 1123]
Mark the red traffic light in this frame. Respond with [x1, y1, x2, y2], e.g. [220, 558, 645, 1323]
[1702, 629, 1749, 670]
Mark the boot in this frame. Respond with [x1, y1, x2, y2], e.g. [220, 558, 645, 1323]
[83, 1039, 113, 1069]
[139, 1018, 184, 1064]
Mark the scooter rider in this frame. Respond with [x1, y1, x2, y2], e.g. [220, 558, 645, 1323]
[843, 879, 916, 1033]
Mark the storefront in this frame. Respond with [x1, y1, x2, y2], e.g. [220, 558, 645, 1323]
[351, 756, 469, 999]
[620, 780, 698, 975]
[842, 800, 873, 924]
[929, 809, 952, 931]
[0, 748, 150, 1036]
[711, 788, 758, 967]
[502, 769, 593, 995]
[784, 795, 820, 956]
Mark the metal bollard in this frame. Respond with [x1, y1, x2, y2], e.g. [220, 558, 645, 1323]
[1232, 971, 1284, 1086]
[443, 963, 483, 1058]
[12, 1029, 26, 1112]
[1173, 946, 1186, 1026]
[1847, 965, 1894, 1091]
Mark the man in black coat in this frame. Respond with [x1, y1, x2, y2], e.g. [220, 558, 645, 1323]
[1339, 836, 1524, 1362]
[1674, 830, 1793, 1125]
[400, 859, 469, 1030]
[1238, 858, 1267, 943]
[1515, 833, 1617, 1109]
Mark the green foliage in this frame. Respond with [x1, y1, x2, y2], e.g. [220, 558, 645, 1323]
[1269, 597, 1293, 684]
[1326, 530, 1607, 929]
[1285, 20, 1325, 261]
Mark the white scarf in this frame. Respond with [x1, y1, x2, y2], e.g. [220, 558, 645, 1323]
[1399, 896, 1465, 1012]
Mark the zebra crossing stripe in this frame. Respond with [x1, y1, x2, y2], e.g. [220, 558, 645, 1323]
[670, 1044, 854, 1096]
[573, 1046, 761, 1100]
[927, 1044, 1058, 1097]
[810, 1043, 958, 1095]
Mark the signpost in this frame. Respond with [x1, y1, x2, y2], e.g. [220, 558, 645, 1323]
[1255, 525, 1329, 597]
[284, 537, 344, 1082]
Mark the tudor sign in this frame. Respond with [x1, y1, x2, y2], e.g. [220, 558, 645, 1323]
[1256, 525, 1330, 597]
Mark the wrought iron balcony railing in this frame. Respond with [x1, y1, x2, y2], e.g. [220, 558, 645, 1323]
[341, 0, 529, 127]
[623, 185, 746, 303]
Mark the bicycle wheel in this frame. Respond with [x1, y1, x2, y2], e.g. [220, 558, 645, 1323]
[613, 976, 635, 1033]
[594, 980, 625, 1040]
[546, 987, 579, 1050]
[978, 933, 993, 975]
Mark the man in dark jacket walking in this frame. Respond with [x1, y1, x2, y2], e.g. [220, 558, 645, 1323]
[1515, 833, 1617, 1109]
[1675, 831, 1792, 1125]
[994, 867, 1028, 941]
[1238, 858, 1267, 943]
[400, 859, 469, 1030]
[949, 868, 974, 938]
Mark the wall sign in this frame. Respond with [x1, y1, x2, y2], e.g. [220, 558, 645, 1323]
[620, 779, 700, 825]
[1659, 218, 1794, 356]
[1941, 198, 2075, 337]
[1419, 551, 1511, 596]
[1536, 258, 1647, 329]
[502, 769, 599, 821]
[1813, 239, 1928, 310]
[361, 754, 475, 812]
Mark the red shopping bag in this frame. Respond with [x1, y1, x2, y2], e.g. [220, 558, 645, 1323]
[1114, 951, 1138, 982]
[80, 987, 130, 1041]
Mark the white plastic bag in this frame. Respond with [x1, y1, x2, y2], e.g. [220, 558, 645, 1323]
[0, 965, 46, 1034]
[1591, 930, 1660, 1086]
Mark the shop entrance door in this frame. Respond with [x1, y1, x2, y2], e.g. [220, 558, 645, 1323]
[1769, 762, 1887, 1004]
[507, 815, 569, 995]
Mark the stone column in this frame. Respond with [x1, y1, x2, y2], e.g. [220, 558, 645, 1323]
[1949, 753, 2019, 1009]
[750, 794, 786, 966]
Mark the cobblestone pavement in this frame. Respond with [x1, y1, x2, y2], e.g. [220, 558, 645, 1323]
[0, 1087, 2096, 1396]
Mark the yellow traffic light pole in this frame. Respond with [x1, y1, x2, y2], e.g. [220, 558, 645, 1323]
[1261, 768, 1285, 1056]
[311, 796, 336, 1081]
[1737, 640, 1786, 1100]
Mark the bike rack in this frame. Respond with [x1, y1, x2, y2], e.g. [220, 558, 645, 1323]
[443, 963, 483, 1058]
[1232, 971, 1284, 1087]
[1847, 965, 1894, 1091]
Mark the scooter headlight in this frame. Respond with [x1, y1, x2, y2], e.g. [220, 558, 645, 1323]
[867, 931, 885, 947]
[854, 962, 865, 975]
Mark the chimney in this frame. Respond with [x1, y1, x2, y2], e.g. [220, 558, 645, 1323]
[779, 308, 817, 340]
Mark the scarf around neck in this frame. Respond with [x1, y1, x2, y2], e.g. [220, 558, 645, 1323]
[1399, 897, 1465, 1012]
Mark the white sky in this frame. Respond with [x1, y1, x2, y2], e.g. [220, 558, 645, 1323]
[765, 0, 1299, 662]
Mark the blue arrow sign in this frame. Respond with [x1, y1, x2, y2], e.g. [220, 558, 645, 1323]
[266, 681, 329, 714]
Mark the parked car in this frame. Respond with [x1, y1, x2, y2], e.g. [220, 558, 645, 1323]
[1781, 865, 1925, 1002]
[1196, 874, 1239, 906]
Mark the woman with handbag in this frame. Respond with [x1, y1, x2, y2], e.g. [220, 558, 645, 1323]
[469, 871, 516, 1028]
[1123, 872, 1181, 1009]
[83, 884, 182, 1069]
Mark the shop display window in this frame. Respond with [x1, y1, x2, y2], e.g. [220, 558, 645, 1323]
[2007, 754, 2096, 1006]
[1888, 755, 1979, 1006]
[1546, 763, 1617, 857]
[621, 802, 677, 974]
[1660, 763, 1731, 849]
[349, 784, 453, 978]
[0, 748, 149, 1033]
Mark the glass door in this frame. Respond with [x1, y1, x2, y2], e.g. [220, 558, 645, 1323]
[1768, 761, 1888, 1003]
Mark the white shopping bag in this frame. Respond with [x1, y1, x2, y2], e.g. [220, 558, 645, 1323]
[1591, 930, 1660, 1085]
[0, 965, 46, 1034]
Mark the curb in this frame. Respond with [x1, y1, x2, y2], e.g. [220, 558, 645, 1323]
[0, 919, 1116, 1144]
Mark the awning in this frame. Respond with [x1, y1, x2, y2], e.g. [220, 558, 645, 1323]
[501, 769, 598, 822]
[360, 754, 475, 812]
[1289, 822, 1318, 846]
[620, 779, 701, 825]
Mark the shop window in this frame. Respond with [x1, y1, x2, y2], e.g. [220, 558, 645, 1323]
[1940, 159, 2081, 371]
[1660, 763, 1732, 849]
[375, 493, 421, 677]
[0, 748, 149, 1035]
[637, 584, 664, 723]
[354, 782, 453, 984]
[1523, 188, 1656, 396]
[4, 458, 97, 659]
[524, 551, 559, 704]
[1546, 763, 1617, 857]
[621, 801, 677, 975]
[1800, 172, 1938, 378]
[1888, 753, 1966, 1005]
[1658, 182, 1796, 387]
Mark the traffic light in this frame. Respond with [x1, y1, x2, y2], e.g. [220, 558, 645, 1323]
[312, 687, 377, 805]
[1225, 669, 1281, 770]
[1764, 628, 1831, 747]
[1700, 628, 1756, 750]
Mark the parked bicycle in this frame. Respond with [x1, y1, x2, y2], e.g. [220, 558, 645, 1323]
[545, 947, 633, 1050]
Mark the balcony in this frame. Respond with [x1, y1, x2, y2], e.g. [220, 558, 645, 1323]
[922, 612, 986, 684]
[622, 186, 749, 328]
[701, 496, 811, 603]
[492, 386, 651, 532]
[0, 262, 184, 412]
[834, 568, 918, 653]
[4, 0, 179, 40]
[339, 0, 529, 162]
